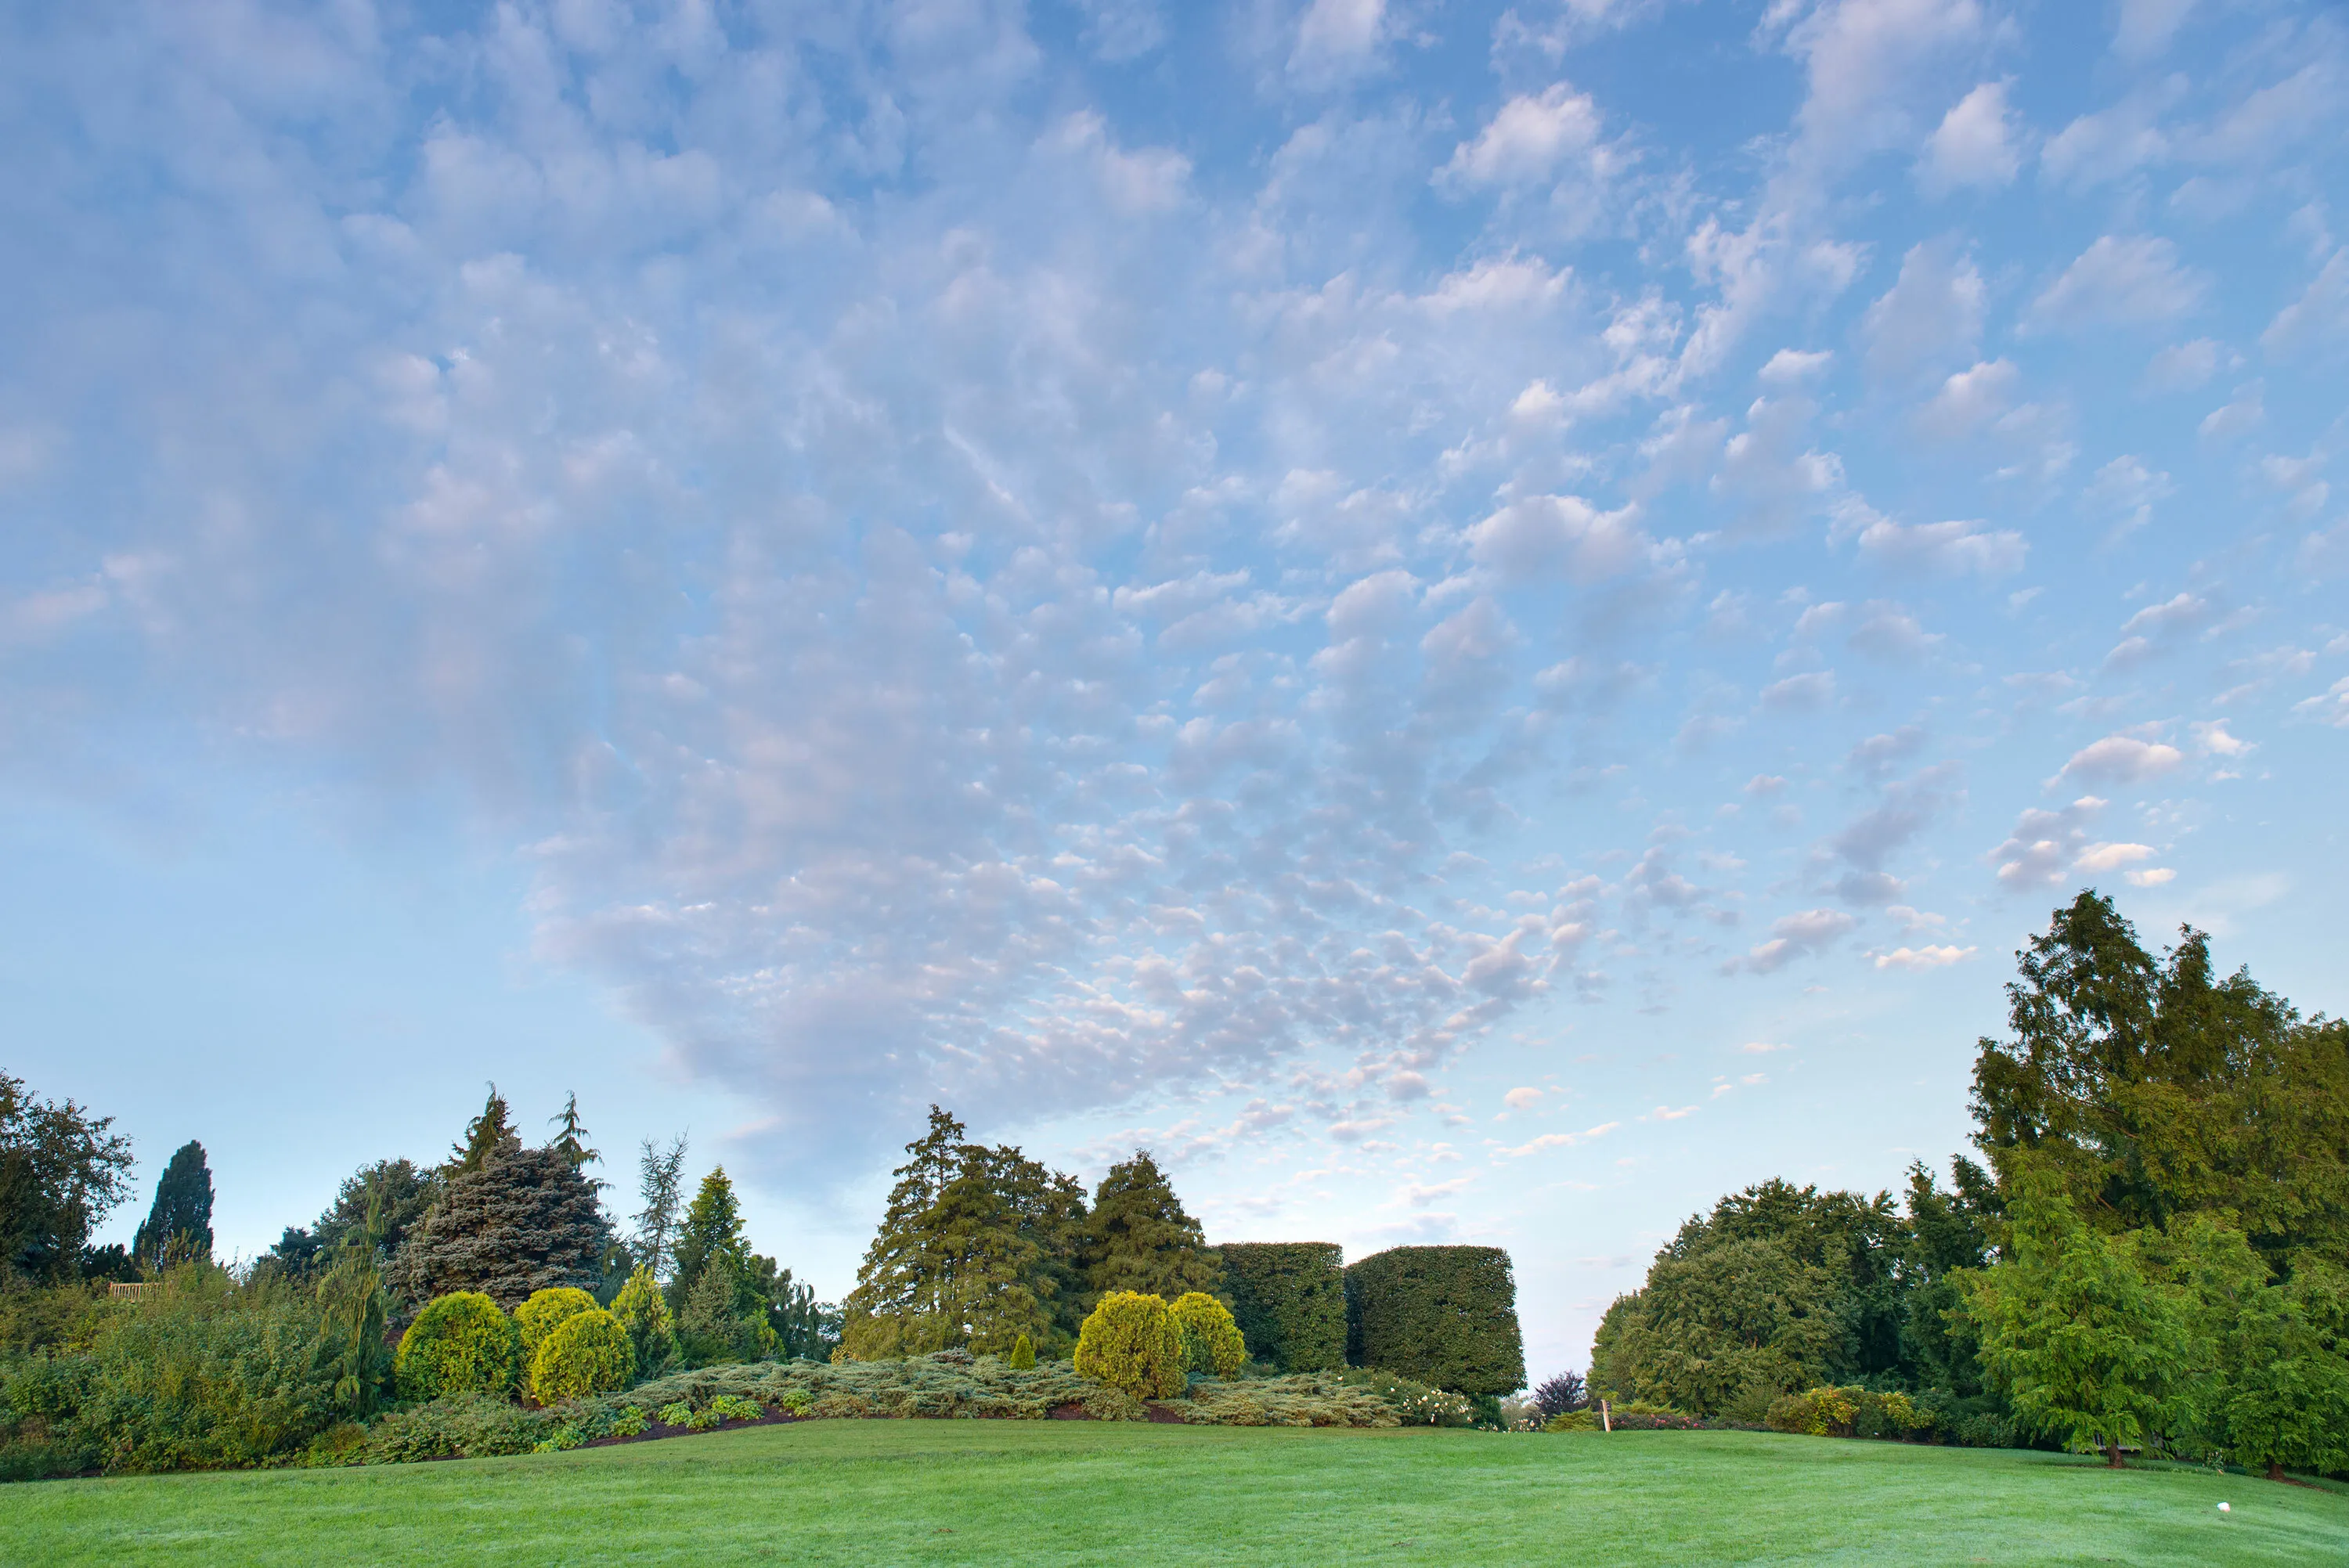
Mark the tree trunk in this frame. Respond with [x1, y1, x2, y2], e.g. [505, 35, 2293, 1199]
[2268, 1459, 2285, 1483]
[2105, 1441, 2124, 1469]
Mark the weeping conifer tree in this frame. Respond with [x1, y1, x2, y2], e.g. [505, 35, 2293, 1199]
[132, 1139, 215, 1265]
[1081, 1150, 1221, 1309]
[448, 1085, 516, 1177]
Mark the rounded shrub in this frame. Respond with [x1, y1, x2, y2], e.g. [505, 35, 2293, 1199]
[528, 1308, 636, 1403]
[1074, 1291, 1185, 1400]
[1169, 1292, 1247, 1378]
[395, 1291, 519, 1403]
[515, 1286, 599, 1360]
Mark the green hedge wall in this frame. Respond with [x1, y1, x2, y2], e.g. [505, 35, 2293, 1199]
[1218, 1242, 1347, 1372]
[1344, 1245, 1526, 1396]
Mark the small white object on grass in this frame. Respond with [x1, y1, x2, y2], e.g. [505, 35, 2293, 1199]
[2217, 1502, 2231, 1513]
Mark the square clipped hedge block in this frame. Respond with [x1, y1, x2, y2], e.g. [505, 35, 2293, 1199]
[1219, 1242, 1347, 1372]
[1344, 1245, 1527, 1396]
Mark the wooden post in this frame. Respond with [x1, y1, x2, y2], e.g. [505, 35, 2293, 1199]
[1600, 1398, 1611, 1433]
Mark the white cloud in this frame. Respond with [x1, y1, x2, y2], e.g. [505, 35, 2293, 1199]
[1863, 240, 1985, 383]
[1920, 82, 2022, 194]
[2073, 841, 2156, 872]
[2082, 456, 2173, 537]
[1917, 358, 2019, 440]
[1503, 1087, 1543, 1110]
[2263, 251, 2349, 359]
[1738, 1040, 1790, 1054]
[1290, 0, 1389, 85]
[2030, 236, 2205, 332]
[1737, 908, 1859, 974]
[2114, 0, 2196, 60]
[1439, 84, 1608, 189]
[2059, 736, 2185, 785]
[1855, 516, 2026, 577]
[1871, 944, 1975, 970]
[1988, 796, 2109, 889]
[2293, 676, 2349, 728]
[2041, 86, 2177, 189]
[1501, 1121, 1619, 1158]
[2145, 339, 2225, 392]
[1467, 495, 1650, 583]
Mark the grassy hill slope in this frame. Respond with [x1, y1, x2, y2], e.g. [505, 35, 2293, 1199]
[7, 1423, 2346, 1566]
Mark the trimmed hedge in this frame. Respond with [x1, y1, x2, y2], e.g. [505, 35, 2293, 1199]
[395, 1292, 518, 1404]
[1073, 1292, 1185, 1399]
[1344, 1245, 1526, 1396]
[1219, 1242, 1346, 1372]
[1766, 1386, 1933, 1441]
[529, 1308, 636, 1403]
[1169, 1292, 1247, 1378]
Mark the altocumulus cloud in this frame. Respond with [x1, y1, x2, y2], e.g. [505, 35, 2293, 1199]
[0, 0, 2340, 1209]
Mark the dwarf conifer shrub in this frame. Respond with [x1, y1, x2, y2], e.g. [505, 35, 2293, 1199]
[1220, 1242, 1347, 1371]
[1073, 1291, 1185, 1399]
[1170, 1292, 1247, 1377]
[1008, 1333, 1036, 1369]
[515, 1286, 598, 1360]
[395, 1292, 518, 1403]
[528, 1307, 635, 1403]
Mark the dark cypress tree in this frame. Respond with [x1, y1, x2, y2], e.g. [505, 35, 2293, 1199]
[133, 1139, 215, 1265]
[388, 1143, 611, 1310]
[1081, 1150, 1221, 1307]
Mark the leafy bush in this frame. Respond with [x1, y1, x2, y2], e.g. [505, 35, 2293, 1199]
[0, 1267, 347, 1476]
[611, 1405, 648, 1437]
[395, 1292, 518, 1404]
[1532, 1370, 1587, 1418]
[1169, 1292, 1247, 1378]
[1344, 1246, 1526, 1396]
[1074, 1292, 1185, 1399]
[608, 1264, 678, 1377]
[1337, 1368, 1475, 1427]
[1543, 1410, 1598, 1433]
[658, 1400, 695, 1426]
[1766, 1386, 1934, 1442]
[529, 1307, 635, 1403]
[1008, 1333, 1036, 1369]
[514, 1286, 598, 1361]
[1218, 1242, 1348, 1372]
[777, 1387, 814, 1415]
[709, 1393, 763, 1423]
[1911, 1387, 2017, 1448]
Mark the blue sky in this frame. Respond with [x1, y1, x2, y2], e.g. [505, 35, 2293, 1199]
[3, 0, 2346, 1379]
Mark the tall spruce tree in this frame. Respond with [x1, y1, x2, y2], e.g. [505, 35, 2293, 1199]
[631, 1134, 689, 1280]
[449, 1085, 518, 1177]
[669, 1166, 749, 1310]
[1081, 1150, 1220, 1307]
[388, 1142, 610, 1310]
[549, 1093, 602, 1177]
[133, 1139, 215, 1265]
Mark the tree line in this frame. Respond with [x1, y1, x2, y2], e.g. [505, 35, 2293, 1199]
[1590, 890, 2349, 1476]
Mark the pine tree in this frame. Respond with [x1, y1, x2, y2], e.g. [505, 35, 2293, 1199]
[631, 1134, 689, 1280]
[387, 1143, 612, 1310]
[133, 1139, 215, 1266]
[449, 1085, 517, 1177]
[1081, 1150, 1220, 1308]
[548, 1093, 602, 1180]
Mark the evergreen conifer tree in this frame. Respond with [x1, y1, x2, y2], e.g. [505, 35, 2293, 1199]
[840, 1106, 1084, 1358]
[449, 1085, 517, 1176]
[669, 1166, 749, 1310]
[133, 1139, 215, 1265]
[388, 1143, 611, 1310]
[631, 1134, 689, 1280]
[1080, 1150, 1220, 1307]
[312, 1181, 392, 1413]
[549, 1092, 602, 1178]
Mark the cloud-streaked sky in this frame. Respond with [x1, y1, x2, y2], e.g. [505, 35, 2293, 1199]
[5, 0, 2345, 1378]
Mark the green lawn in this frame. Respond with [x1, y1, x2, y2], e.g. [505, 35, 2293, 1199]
[5, 1423, 2346, 1566]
